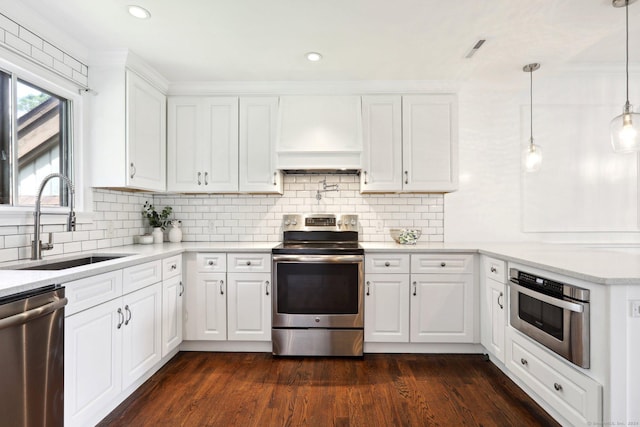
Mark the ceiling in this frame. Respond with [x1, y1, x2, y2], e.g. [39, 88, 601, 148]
[10, 0, 640, 83]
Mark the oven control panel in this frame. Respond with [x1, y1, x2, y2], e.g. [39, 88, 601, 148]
[282, 214, 358, 231]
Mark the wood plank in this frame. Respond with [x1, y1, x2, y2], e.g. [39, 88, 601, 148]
[98, 352, 559, 427]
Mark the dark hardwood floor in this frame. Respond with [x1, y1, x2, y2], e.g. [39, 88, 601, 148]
[98, 352, 559, 427]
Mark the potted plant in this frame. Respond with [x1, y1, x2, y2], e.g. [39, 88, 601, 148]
[142, 201, 172, 243]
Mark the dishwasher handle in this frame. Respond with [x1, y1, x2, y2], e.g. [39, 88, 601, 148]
[0, 296, 68, 330]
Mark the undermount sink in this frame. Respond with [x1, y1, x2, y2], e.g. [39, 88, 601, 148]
[17, 254, 131, 270]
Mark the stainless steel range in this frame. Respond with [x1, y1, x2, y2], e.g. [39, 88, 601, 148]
[271, 214, 364, 356]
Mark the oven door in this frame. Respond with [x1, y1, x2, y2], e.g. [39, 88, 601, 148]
[509, 282, 590, 368]
[272, 254, 364, 328]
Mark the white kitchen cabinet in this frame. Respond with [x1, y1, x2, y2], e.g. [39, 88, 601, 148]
[480, 256, 507, 363]
[409, 254, 475, 343]
[360, 94, 458, 193]
[161, 255, 183, 357]
[167, 97, 239, 192]
[364, 273, 410, 342]
[90, 51, 167, 191]
[191, 272, 227, 340]
[239, 97, 283, 193]
[65, 297, 122, 427]
[121, 282, 162, 390]
[227, 272, 271, 341]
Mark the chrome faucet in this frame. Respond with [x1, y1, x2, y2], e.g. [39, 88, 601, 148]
[31, 173, 76, 260]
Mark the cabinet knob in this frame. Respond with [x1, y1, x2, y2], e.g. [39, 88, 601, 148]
[208, 260, 214, 266]
[553, 383, 562, 391]
[170, 264, 177, 270]
[246, 260, 251, 266]
[384, 261, 390, 267]
[440, 262, 446, 267]
[520, 358, 528, 366]
[490, 266, 497, 273]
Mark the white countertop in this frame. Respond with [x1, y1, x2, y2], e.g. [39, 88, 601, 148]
[1, 241, 638, 298]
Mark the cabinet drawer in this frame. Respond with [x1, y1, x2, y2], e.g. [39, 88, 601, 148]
[483, 256, 506, 283]
[365, 253, 410, 274]
[411, 254, 473, 274]
[507, 332, 601, 426]
[227, 253, 271, 273]
[162, 255, 182, 279]
[196, 253, 226, 273]
[64, 270, 123, 316]
[123, 260, 162, 294]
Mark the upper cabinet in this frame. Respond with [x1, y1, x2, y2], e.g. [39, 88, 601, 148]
[361, 94, 458, 193]
[167, 97, 239, 192]
[89, 51, 168, 192]
[239, 97, 283, 193]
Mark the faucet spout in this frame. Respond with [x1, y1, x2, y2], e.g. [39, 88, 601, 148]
[31, 173, 76, 260]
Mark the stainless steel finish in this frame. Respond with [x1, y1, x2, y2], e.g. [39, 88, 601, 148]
[281, 169, 360, 175]
[31, 173, 76, 260]
[16, 254, 129, 270]
[272, 254, 363, 264]
[509, 268, 590, 368]
[281, 213, 359, 232]
[272, 329, 363, 357]
[0, 286, 67, 427]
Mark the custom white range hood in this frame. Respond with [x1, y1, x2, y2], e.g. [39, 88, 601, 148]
[276, 95, 362, 171]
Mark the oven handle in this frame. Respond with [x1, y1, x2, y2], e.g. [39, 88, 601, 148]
[272, 255, 363, 263]
[510, 281, 584, 313]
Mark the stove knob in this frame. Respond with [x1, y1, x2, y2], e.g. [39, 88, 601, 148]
[337, 220, 342, 226]
[284, 220, 290, 226]
[350, 219, 357, 226]
[291, 219, 297, 225]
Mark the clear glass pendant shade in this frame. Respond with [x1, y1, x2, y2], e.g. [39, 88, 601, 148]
[610, 105, 640, 152]
[523, 140, 542, 172]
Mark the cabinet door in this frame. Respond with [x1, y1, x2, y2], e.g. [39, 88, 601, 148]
[364, 274, 410, 342]
[65, 298, 122, 427]
[410, 273, 473, 342]
[227, 272, 271, 341]
[202, 97, 239, 191]
[361, 96, 403, 192]
[239, 97, 282, 193]
[482, 278, 506, 362]
[402, 95, 458, 192]
[121, 283, 162, 389]
[167, 97, 200, 191]
[191, 272, 227, 340]
[126, 70, 166, 191]
[162, 275, 183, 357]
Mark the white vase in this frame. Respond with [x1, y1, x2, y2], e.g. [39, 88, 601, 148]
[168, 222, 182, 243]
[151, 227, 164, 244]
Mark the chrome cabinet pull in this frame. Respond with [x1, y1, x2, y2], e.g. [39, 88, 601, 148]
[117, 308, 124, 329]
[520, 358, 528, 366]
[179, 281, 184, 297]
[124, 305, 131, 325]
[363, 171, 368, 185]
[440, 262, 446, 267]
[246, 260, 251, 266]
[554, 383, 562, 391]
[220, 280, 224, 295]
[130, 162, 136, 179]
[404, 171, 408, 184]
[204, 171, 209, 185]
[498, 291, 504, 309]
[384, 261, 390, 267]
[170, 264, 177, 270]
[273, 172, 277, 186]
[366, 281, 370, 296]
[197, 172, 202, 185]
[265, 280, 270, 296]
[413, 281, 417, 296]
[490, 266, 497, 273]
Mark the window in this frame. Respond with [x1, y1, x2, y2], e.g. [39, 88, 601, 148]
[0, 70, 72, 207]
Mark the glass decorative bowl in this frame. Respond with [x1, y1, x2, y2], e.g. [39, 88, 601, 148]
[390, 229, 422, 245]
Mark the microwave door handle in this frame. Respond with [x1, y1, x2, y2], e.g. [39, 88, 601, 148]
[510, 283, 584, 313]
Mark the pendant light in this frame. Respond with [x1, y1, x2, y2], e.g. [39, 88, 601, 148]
[523, 63, 542, 172]
[611, 0, 640, 153]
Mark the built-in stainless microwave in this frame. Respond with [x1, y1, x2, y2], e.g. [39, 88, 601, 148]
[509, 268, 590, 368]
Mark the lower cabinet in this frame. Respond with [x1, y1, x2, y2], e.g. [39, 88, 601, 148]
[364, 273, 410, 342]
[227, 272, 271, 341]
[189, 272, 227, 340]
[480, 256, 507, 363]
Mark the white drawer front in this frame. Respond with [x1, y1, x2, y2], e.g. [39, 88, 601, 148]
[64, 270, 123, 316]
[411, 254, 474, 274]
[507, 332, 602, 426]
[196, 253, 227, 273]
[162, 255, 182, 279]
[227, 253, 271, 273]
[123, 260, 162, 294]
[483, 256, 506, 283]
[365, 253, 410, 274]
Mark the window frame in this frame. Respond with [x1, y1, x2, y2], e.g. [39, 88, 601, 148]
[0, 49, 86, 225]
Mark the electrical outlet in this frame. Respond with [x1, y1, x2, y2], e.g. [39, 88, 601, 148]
[631, 300, 640, 318]
[105, 222, 115, 238]
[208, 220, 216, 234]
[375, 220, 384, 232]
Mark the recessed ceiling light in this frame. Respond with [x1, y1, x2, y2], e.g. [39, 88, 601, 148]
[306, 52, 322, 62]
[128, 5, 151, 19]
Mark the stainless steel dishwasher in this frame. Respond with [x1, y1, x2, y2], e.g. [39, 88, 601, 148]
[0, 285, 67, 427]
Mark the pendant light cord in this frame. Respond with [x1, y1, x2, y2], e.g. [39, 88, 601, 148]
[530, 68, 533, 145]
[626, 0, 630, 107]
